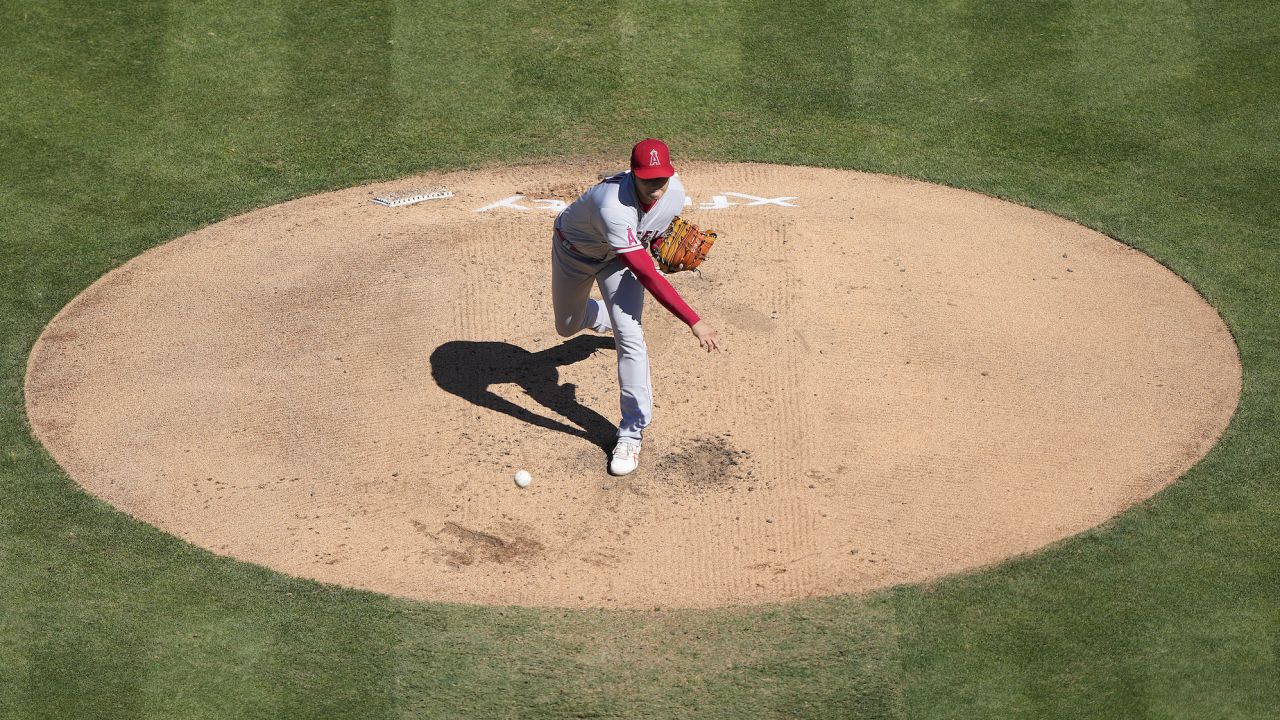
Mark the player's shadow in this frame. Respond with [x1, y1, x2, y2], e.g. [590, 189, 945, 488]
[429, 335, 616, 450]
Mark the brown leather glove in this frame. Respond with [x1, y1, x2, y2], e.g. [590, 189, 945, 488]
[650, 216, 718, 273]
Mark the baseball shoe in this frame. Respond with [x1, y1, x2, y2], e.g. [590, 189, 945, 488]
[609, 439, 641, 476]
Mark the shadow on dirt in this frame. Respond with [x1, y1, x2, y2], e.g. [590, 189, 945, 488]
[429, 335, 616, 451]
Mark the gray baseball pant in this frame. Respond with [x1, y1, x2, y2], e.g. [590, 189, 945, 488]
[551, 238, 651, 443]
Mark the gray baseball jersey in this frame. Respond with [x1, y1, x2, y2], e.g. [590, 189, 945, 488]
[550, 171, 688, 444]
[553, 172, 686, 262]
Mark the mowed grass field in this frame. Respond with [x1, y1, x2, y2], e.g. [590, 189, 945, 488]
[2, 1, 1276, 717]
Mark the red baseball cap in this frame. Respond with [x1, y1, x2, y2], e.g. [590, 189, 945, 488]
[630, 138, 675, 179]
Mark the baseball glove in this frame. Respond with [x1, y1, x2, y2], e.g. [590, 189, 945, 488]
[650, 216, 718, 273]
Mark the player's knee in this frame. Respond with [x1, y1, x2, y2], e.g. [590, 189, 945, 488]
[555, 317, 579, 337]
[613, 330, 647, 354]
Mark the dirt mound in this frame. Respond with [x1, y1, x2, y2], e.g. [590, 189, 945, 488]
[24, 162, 1241, 608]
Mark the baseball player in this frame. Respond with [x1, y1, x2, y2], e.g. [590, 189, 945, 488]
[551, 138, 721, 476]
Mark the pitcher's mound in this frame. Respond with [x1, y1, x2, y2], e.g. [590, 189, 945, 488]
[24, 162, 1240, 608]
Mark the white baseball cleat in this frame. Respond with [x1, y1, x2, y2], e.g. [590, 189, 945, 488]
[609, 439, 642, 476]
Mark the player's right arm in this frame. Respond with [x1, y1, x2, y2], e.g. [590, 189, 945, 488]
[600, 200, 721, 352]
[609, 234, 722, 353]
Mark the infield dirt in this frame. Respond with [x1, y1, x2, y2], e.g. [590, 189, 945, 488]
[24, 162, 1241, 608]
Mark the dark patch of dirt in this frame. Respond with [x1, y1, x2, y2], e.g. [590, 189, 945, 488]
[653, 434, 754, 493]
[518, 178, 600, 201]
[418, 520, 544, 569]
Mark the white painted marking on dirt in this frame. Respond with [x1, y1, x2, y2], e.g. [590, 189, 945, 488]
[722, 191, 798, 207]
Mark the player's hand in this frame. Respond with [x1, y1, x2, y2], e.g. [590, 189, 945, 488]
[691, 320, 721, 353]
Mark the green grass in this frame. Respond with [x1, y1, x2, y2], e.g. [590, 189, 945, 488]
[2, 0, 1277, 717]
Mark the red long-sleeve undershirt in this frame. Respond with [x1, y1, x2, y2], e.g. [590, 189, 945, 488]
[616, 249, 701, 327]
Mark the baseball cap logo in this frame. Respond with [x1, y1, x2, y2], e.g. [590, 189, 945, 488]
[630, 138, 675, 180]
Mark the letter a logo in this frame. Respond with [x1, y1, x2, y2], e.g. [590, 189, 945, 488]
[649, 149, 660, 166]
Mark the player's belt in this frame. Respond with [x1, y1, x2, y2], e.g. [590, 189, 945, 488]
[554, 227, 594, 261]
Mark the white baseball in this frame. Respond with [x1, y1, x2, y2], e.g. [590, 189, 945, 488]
[514, 470, 532, 488]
